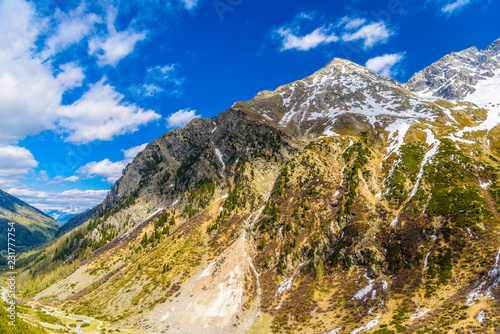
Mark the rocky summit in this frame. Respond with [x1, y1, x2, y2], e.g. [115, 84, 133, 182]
[14, 39, 500, 334]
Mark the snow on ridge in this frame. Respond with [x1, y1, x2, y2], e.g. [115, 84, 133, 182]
[457, 69, 500, 135]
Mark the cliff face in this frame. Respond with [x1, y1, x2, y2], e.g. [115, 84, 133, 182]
[25, 39, 500, 334]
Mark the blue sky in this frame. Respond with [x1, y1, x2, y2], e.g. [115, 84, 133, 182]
[0, 0, 498, 212]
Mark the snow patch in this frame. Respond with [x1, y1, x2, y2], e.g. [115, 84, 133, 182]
[407, 132, 440, 202]
[215, 148, 225, 170]
[466, 248, 500, 305]
[350, 315, 380, 334]
[424, 252, 430, 268]
[411, 308, 431, 320]
[385, 120, 411, 157]
[352, 274, 375, 301]
[276, 276, 294, 297]
[480, 180, 493, 190]
[477, 310, 485, 323]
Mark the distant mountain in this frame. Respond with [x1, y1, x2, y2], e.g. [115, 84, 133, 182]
[0, 189, 60, 250]
[44, 207, 88, 225]
[54, 208, 94, 238]
[404, 38, 500, 101]
[23, 39, 500, 334]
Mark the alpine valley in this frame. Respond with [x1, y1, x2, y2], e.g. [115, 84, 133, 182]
[7, 39, 500, 334]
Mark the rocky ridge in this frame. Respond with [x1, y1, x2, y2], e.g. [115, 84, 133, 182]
[17, 39, 500, 334]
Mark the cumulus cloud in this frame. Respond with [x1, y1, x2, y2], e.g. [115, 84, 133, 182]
[0, 146, 38, 177]
[77, 143, 148, 183]
[0, 0, 158, 147]
[123, 143, 148, 160]
[57, 79, 161, 143]
[341, 22, 393, 49]
[77, 159, 127, 183]
[277, 27, 338, 51]
[45, 175, 80, 185]
[0, 1, 61, 144]
[338, 17, 367, 30]
[365, 53, 405, 77]
[88, 8, 146, 67]
[56, 62, 85, 90]
[274, 12, 339, 51]
[43, 3, 101, 58]
[5, 187, 109, 211]
[274, 12, 394, 52]
[166, 109, 200, 128]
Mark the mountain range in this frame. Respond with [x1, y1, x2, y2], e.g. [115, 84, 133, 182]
[14, 39, 500, 334]
[0, 189, 60, 252]
[43, 207, 88, 225]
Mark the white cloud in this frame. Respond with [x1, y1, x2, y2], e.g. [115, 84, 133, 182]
[275, 12, 394, 52]
[5, 187, 108, 211]
[77, 143, 148, 183]
[56, 62, 85, 90]
[441, 0, 473, 14]
[277, 27, 339, 51]
[43, 3, 101, 58]
[0, 1, 62, 144]
[179, 0, 200, 10]
[0, 146, 38, 177]
[342, 22, 393, 49]
[37, 170, 50, 182]
[77, 159, 127, 183]
[365, 53, 405, 77]
[338, 16, 367, 30]
[46, 175, 80, 185]
[57, 78, 161, 143]
[166, 108, 200, 128]
[0, 0, 156, 148]
[88, 8, 146, 67]
[122, 143, 148, 160]
[274, 12, 338, 51]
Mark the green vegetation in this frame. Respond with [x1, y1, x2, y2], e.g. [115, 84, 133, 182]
[425, 140, 492, 227]
[183, 178, 216, 218]
[340, 141, 370, 216]
[0, 302, 47, 333]
[36, 310, 61, 325]
[385, 144, 425, 206]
